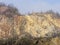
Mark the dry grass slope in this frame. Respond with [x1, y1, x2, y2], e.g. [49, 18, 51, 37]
[0, 3, 60, 45]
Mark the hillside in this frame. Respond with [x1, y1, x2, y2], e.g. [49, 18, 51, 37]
[0, 4, 60, 45]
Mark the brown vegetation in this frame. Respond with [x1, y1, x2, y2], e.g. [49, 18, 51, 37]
[0, 3, 60, 45]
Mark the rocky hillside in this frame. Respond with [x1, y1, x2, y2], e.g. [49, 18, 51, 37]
[0, 4, 60, 45]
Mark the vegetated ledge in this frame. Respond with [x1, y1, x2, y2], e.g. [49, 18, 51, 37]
[0, 3, 60, 45]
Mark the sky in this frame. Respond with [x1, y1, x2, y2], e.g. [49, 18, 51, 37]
[0, 0, 60, 14]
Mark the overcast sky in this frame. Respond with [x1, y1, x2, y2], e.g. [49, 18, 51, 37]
[0, 0, 60, 14]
